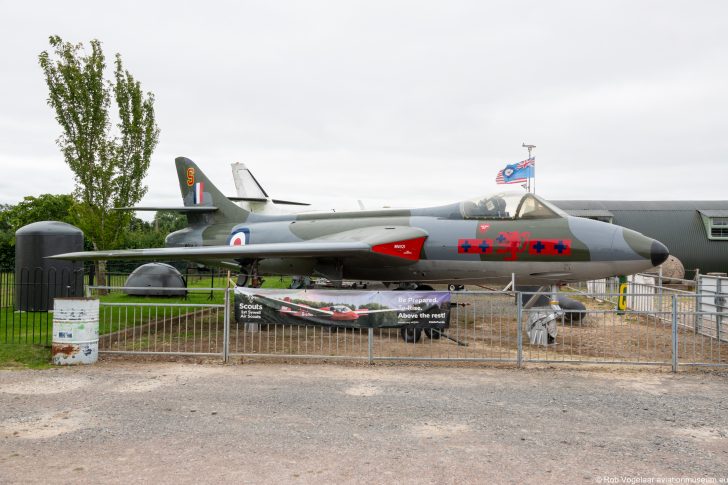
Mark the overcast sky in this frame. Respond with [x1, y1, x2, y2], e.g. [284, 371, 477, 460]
[1, 0, 726, 217]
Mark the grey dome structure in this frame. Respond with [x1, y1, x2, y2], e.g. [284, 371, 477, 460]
[15, 221, 84, 311]
[124, 263, 187, 297]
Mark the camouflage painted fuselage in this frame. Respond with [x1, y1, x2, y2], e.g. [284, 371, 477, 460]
[169, 199, 666, 286]
[55, 157, 668, 286]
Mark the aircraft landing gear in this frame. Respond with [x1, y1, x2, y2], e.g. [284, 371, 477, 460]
[236, 273, 249, 287]
[400, 327, 449, 342]
[400, 326, 423, 343]
[237, 259, 263, 288]
[396, 284, 441, 343]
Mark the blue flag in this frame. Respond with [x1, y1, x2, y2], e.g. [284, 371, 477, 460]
[495, 158, 535, 184]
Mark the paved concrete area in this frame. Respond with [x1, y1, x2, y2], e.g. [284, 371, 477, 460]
[1, 361, 727, 484]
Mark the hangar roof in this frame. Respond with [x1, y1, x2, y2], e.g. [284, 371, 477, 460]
[698, 209, 728, 217]
[562, 209, 614, 218]
[553, 200, 728, 211]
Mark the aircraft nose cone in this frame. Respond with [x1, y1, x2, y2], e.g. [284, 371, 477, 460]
[650, 240, 669, 267]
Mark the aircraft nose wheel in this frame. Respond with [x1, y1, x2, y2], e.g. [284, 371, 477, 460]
[400, 327, 422, 343]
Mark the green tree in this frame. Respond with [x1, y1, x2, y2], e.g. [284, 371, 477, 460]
[153, 211, 187, 235]
[0, 194, 77, 268]
[1, 194, 75, 230]
[38, 36, 159, 284]
[122, 211, 187, 249]
[0, 204, 14, 268]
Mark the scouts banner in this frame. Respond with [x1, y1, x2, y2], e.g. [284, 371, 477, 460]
[234, 287, 451, 329]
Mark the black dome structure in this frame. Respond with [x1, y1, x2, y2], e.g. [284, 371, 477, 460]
[124, 263, 187, 297]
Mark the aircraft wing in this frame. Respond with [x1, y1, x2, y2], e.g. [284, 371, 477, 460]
[355, 308, 399, 314]
[49, 241, 371, 262]
[50, 226, 428, 263]
[227, 197, 311, 206]
[114, 206, 218, 212]
[252, 295, 334, 316]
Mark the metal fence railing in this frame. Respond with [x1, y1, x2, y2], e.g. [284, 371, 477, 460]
[569, 273, 696, 317]
[571, 274, 727, 346]
[98, 302, 226, 356]
[1, 264, 228, 346]
[229, 322, 372, 361]
[521, 292, 677, 366]
[85, 285, 228, 357]
[2, 272, 727, 370]
[224, 290, 519, 362]
[82, 288, 726, 370]
[517, 292, 726, 369]
[371, 291, 519, 362]
[696, 275, 728, 343]
[1, 267, 84, 345]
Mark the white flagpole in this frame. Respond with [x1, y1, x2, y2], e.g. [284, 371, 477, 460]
[522, 143, 536, 194]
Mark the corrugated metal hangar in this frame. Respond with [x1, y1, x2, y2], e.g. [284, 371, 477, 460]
[552, 200, 728, 277]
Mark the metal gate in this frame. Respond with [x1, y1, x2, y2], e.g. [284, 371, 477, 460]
[86, 287, 727, 370]
[225, 291, 519, 363]
[696, 274, 728, 342]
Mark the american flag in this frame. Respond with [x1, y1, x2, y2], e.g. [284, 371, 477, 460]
[495, 157, 535, 185]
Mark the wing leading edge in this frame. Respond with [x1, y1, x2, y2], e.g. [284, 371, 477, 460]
[49, 226, 429, 263]
[114, 206, 218, 213]
[49, 241, 371, 261]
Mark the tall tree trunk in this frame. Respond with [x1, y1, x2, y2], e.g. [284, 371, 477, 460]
[92, 241, 107, 296]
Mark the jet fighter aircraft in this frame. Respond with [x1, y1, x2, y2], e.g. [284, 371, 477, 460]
[52, 157, 670, 287]
[274, 297, 398, 322]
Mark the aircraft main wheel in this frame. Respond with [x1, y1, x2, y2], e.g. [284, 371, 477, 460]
[416, 284, 434, 291]
[236, 273, 249, 287]
[448, 284, 464, 291]
[424, 328, 442, 340]
[400, 327, 422, 343]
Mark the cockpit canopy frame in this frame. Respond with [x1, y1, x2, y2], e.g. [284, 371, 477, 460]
[460, 192, 568, 220]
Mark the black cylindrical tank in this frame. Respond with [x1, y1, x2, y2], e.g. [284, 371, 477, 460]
[15, 221, 84, 311]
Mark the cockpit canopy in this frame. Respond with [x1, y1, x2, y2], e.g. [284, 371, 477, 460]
[460, 192, 568, 220]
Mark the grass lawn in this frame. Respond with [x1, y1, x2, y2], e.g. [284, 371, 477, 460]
[1, 273, 293, 360]
[0, 343, 51, 369]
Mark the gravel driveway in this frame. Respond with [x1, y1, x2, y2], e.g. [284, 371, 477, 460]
[1, 360, 727, 484]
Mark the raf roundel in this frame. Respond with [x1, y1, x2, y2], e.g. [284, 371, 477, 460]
[228, 228, 250, 246]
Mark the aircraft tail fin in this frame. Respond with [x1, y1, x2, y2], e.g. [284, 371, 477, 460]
[231, 162, 268, 212]
[230, 162, 311, 213]
[175, 156, 250, 223]
[232, 162, 268, 200]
